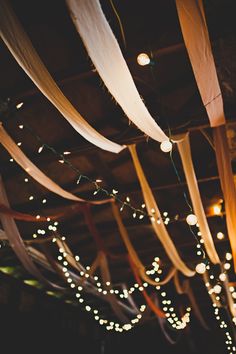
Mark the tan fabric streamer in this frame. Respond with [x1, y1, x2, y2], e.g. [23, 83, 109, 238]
[0, 124, 110, 205]
[111, 202, 176, 286]
[0, 0, 123, 154]
[213, 126, 236, 271]
[66, 0, 168, 143]
[175, 0, 225, 127]
[128, 145, 195, 277]
[177, 134, 220, 264]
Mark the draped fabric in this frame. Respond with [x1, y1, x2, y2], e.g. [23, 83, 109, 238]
[66, 0, 168, 143]
[213, 126, 236, 271]
[175, 0, 225, 127]
[0, 203, 63, 221]
[0, 0, 123, 154]
[176, 0, 236, 272]
[128, 145, 195, 277]
[177, 134, 220, 264]
[111, 202, 176, 286]
[0, 124, 111, 205]
[0, 176, 63, 289]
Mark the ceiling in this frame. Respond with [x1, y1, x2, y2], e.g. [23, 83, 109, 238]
[0, 0, 236, 352]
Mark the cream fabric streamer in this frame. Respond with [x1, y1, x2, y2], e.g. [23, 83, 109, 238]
[0, 124, 110, 205]
[66, 0, 168, 143]
[0, 0, 123, 154]
[128, 145, 195, 277]
[175, 0, 225, 127]
[177, 134, 220, 264]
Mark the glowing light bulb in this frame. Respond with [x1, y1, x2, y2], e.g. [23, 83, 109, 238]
[217, 232, 224, 240]
[226, 252, 232, 261]
[219, 273, 226, 281]
[16, 102, 24, 109]
[186, 214, 198, 226]
[160, 140, 173, 153]
[213, 204, 222, 215]
[137, 53, 150, 66]
[214, 285, 222, 294]
[195, 262, 206, 274]
[224, 262, 231, 270]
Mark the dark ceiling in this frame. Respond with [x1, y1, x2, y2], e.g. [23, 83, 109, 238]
[0, 0, 236, 353]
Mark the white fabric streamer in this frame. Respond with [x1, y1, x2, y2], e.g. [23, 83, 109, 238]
[0, 0, 124, 153]
[66, 0, 168, 143]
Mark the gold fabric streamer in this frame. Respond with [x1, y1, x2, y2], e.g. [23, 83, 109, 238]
[175, 0, 225, 127]
[177, 134, 220, 264]
[128, 145, 195, 277]
[0, 0, 123, 154]
[213, 126, 236, 271]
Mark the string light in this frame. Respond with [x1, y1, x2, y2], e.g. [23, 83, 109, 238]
[137, 53, 150, 66]
[213, 204, 222, 216]
[160, 140, 173, 153]
[16, 102, 24, 109]
[186, 214, 198, 226]
[195, 262, 206, 274]
[217, 232, 225, 240]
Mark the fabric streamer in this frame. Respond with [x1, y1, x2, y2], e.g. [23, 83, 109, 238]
[0, 124, 111, 205]
[128, 144, 195, 277]
[0, 0, 123, 154]
[175, 0, 225, 127]
[177, 134, 220, 264]
[0, 176, 63, 289]
[213, 126, 236, 271]
[111, 202, 176, 286]
[176, 0, 236, 272]
[0, 203, 65, 221]
[66, 0, 168, 143]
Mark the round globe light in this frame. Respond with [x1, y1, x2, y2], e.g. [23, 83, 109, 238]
[213, 285, 222, 294]
[137, 53, 150, 66]
[186, 214, 198, 226]
[195, 262, 206, 274]
[160, 140, 173, 153]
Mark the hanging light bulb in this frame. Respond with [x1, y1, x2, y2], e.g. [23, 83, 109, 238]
[137, 53, 150, 66]
[186, 214, 198, 226]
[160, 140, 173, 153]
[16, 102, 24, 109]
[226, 252, 232, 261]
[195, 262, 206, 274]
[217, 232, 224, 240]
[219, 273, 226, 282]
[213, 285, 222, 294]
[213, 204, 222, 215]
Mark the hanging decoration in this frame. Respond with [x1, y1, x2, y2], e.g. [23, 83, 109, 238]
[0, 0, 124, 153]
[66, 0, 168, 143]
[175, 0, 236, 271]
[0, 176, 64, 289]
[175, 0, 225, 127]
[176, 134, 220, 264]
[128, 144, 195, 277]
